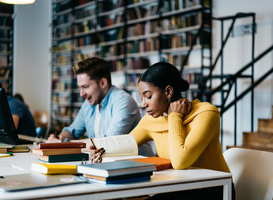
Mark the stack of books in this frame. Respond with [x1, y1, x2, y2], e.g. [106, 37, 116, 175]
[77, 160, 156, 184]
[0, 143, 13, 158]
[31, 142, 89, 163]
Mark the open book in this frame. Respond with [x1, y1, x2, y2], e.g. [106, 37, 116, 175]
[91, 134, 146, 162]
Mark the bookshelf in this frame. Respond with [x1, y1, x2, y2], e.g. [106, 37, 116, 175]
[51, 0, 212, 131]
[0, 3, 13, 96]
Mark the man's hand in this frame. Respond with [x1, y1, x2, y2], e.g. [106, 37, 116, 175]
[88, 146, 105, 163]
[46, 134, 62, 143]
[168, 98, 192, 116]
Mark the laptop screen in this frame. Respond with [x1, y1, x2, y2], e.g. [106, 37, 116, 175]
[0, 88, 19, 145]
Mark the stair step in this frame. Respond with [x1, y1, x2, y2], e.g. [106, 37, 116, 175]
[226, 145, 273, 153]
[258, 119, 273, 133]
[243, 132, 273, 149]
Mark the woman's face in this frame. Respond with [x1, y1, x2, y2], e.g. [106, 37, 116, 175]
[138, 81, 169, 118]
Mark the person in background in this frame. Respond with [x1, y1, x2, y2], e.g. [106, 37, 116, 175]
[129, 62, 235, 199]
[14, 92, 29, 109]
[47, 57, 154, 160]
[8, 93, 36, 137]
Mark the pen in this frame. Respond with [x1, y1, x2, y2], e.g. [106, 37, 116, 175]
[9, 165, 26, 171]
[53, 129, 59, 139]
[90, 138, 97, 150]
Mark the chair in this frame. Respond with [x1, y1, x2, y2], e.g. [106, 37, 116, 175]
[32, 111, 48, 138]
[223, 148, 273, 200]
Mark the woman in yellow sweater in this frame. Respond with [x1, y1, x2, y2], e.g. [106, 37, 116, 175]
[130, 62, 235, 200]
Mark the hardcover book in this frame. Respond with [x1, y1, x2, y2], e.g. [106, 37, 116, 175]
[77, 160, 156, 177]
[39, 142, 86, 149]
[86, 175, 151, 184]
[82, 171, 153, 181]
[31, 163, 78, 175]
[39, 153, 89, 163]
[130, 156, 172, 171]
[31, 148, 82, 156]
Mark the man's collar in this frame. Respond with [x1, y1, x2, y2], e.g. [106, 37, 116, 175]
[100, 85, 114, 108]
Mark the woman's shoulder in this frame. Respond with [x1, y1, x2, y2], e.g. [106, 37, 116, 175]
[191, 99, 220, 114]
[139, 114, 168, 131]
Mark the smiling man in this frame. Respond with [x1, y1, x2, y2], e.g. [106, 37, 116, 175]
[47, 57, 153, 157]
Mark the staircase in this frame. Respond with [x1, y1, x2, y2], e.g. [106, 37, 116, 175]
[227, 106, 273, 152]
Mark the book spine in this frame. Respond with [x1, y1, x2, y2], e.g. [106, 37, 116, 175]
[39, 142, 86, 149]
[40, 153, 89, 163]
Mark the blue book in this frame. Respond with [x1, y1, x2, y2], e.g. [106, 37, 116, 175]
[39, 153, 89, 163]
[77, 160, 156, 177]
[87, 176, 151, 184]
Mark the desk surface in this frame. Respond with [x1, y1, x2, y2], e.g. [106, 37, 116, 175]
[0, 151, 232, 200]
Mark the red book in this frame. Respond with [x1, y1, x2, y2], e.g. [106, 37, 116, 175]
[39, 142, 86, 149]
[31, 148, 82, 156]
[130, 156, 172, 171]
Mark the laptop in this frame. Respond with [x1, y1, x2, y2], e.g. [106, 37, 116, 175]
[0, 173, 88, 192]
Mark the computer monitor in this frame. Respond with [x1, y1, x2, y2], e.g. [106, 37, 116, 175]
[0, 87, 19, 145]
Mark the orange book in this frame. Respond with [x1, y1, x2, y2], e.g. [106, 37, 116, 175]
[130, 156, 172, 171]
[31, 148, 82, 156]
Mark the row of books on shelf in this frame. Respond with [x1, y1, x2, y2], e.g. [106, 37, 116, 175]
[127, 57, 149, 70]
[74, 5, 95, 20]
[0, 29, 10, 39]
[0, 16, 12, 27]
[126, 4, 158, 21]
[161, 12, 203, 31]
[127, 38, 159, 54]
[162, 0, 203, 13]
[182, 72, 202, 85]
[74, 51, 96, 62]
[161, 54, 188, 70]
[54, 26, 72, 38]
[53, 93, 84, 105]
[126, 74, 141, 87]
[74, 19, 96, 34]
[127, 21, 158, 38]
[55, 0, 121, 14]
[0, 43, 8, 53]
[52, 54, 72, 65]
[53, 12, 73, 26]
[165, 31, 210, 49]
[52, 67, 72, 78]
[52, 41, 72, 52]
[0, 67, 11, 79]
[108, 60, 125, 72]
[52, 80, 72, 92]
[99, 43, 124, 58]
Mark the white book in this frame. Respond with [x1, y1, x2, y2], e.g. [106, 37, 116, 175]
[91, 134, 138, 157]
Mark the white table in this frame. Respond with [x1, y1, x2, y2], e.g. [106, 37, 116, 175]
[0, 151, 232, 200]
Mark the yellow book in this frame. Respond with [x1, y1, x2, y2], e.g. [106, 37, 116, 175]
[0, 153, 10, 158]
[31, 163, 78, 175]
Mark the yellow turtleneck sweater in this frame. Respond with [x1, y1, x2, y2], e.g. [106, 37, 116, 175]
[130, 99, 230, 173]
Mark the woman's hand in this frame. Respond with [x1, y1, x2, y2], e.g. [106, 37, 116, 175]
[168, 98, 192, 116]
[89, 146, 105, 163]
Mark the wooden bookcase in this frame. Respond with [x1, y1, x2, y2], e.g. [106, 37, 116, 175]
[51, 0, 212, 131]
[0, 3, 13, 96]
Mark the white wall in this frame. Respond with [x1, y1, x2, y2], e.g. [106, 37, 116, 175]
[13, 0, 51, 115]
[212, 0, 273, 149]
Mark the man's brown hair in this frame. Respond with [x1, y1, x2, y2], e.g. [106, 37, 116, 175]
[73, 57, 112, 85]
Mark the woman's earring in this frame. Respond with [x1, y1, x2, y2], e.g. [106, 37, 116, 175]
[168, 98, 171, 104]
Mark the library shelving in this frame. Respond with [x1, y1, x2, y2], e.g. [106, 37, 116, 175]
[0, 3, 13, 96]
[51, 0, 212, 131]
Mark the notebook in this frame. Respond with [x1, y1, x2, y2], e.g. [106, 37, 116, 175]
[0, 173, 88, 192]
